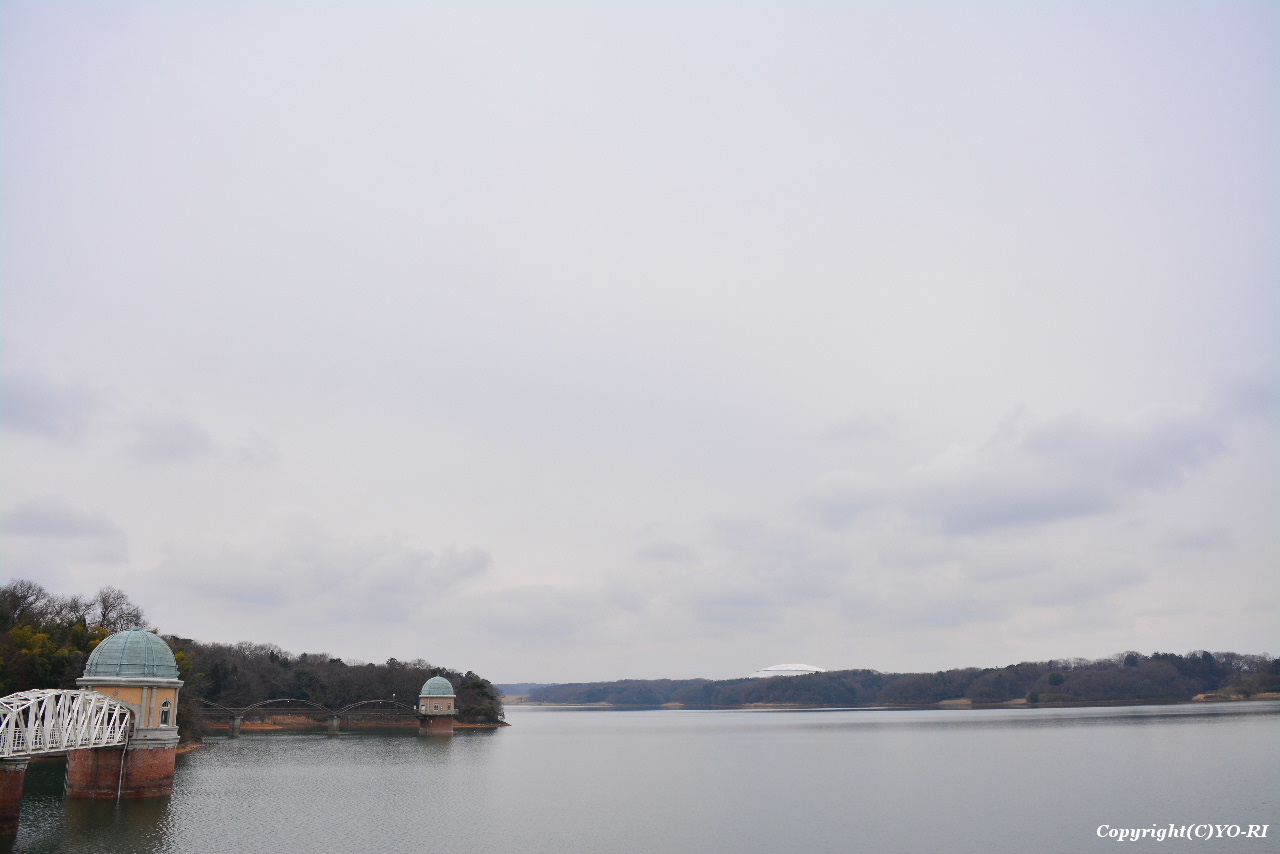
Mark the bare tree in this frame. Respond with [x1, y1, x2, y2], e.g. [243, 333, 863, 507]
[92, 586, 146, 633]
[46, 594, 94, 625]
[0, 579, 50, 629]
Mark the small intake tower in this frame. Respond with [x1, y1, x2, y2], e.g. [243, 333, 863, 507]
[417, 675, 456, 736]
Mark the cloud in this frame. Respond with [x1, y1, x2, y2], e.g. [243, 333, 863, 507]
[157, 529, 492, 625]
[810, 544, 1150, 639]
[227, 435, 280, 468]
[823, 411, 895, 443]
[462, 585, 605, 640]
[603, 473, 1174, 648]
[1213, 377, 1278, 420]
[122, 415, 217, 465]
[635, 540, 699, 563]
[800, 470, 886, 529]
[1, 496, 123, 540]
[669, 518, 848, 626]
[1023, 415, 1223, 491]
[1166, 527, 1230, 550]
[638, 407, 1234, 638]
[0, 496, 129, 566]
[1029, 564, 1147, 608]
[0, 369, 277, 469]
[0, 371, 102, 441]
[122, 415, 278, 468]
[904, 412, 1227, 534]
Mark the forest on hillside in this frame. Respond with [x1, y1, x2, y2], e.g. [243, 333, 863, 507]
[0, 579, 504, 740]
[166, 637, 504, 736]
[529, 651, 1280, 707]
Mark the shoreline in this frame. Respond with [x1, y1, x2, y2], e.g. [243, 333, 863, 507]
[199, 717, 510, 732]
[504, 693, 1280, 711]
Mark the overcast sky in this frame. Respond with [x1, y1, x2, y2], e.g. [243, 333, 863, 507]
[2, 2, 1276, 683]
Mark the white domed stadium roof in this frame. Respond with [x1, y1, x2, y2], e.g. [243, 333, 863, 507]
[747, 663, 826, 679]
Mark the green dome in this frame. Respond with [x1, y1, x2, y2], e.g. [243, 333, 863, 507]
[420, 675, 455, 696]
[84, 627, 180, 680]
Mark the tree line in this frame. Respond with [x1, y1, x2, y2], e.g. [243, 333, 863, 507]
[0, 579, 144, 693]
[0, 579, 504, 741]
[529, 651, 1280, 707]
[167, 637, 504, 738]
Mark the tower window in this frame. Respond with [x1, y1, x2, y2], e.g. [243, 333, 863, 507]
[160, 700, 172, 726]
[433, 703, 440, 711]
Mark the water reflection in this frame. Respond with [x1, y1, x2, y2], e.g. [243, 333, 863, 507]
[8, 757, 175, 854]
[63, 797, 173, 852]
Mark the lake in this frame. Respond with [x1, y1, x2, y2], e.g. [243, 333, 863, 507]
[7, 701, 1279, 853]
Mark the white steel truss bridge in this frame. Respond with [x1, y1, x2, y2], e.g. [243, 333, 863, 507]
[0, 689, 133, 759]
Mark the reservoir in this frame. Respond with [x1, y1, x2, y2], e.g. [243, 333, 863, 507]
[8, 701, 1279, 853]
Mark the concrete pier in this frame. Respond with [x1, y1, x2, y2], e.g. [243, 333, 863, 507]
[419, 715, 455, 736]
[0, 759, 28, 836]
[327, 716, 341, 735]
[66, 740, 178, 799]
[228, 716, 242, 737]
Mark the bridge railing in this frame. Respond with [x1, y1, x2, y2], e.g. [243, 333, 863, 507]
[0, 690, 133, 759]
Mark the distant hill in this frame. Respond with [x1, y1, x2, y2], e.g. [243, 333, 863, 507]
[526, 651, 1280, 707]
[495, 683, 557, 695]
[529, 678, 708, 705]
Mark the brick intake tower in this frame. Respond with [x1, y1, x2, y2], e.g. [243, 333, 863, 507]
[67, 627, 183, 798]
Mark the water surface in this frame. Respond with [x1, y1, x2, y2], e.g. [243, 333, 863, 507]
[10, 702, 1279, 853]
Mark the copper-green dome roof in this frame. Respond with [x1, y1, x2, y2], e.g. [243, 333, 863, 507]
[83, 627, 180, 679]
[420, 675, 455, 696]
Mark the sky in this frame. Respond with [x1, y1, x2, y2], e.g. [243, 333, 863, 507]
[2, 2, 1276, 683]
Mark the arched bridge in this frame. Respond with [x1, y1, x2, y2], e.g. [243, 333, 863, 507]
[200, 698, 421, 735]
[203, 698, 418, 716]
[0, 689, 133, 758]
